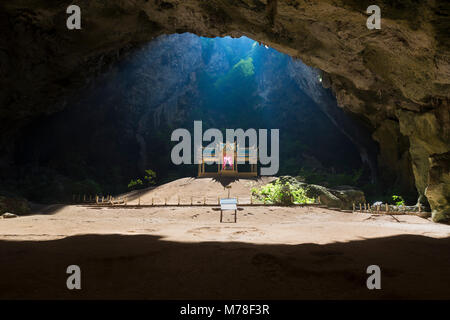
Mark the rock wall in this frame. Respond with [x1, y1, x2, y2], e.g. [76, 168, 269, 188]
[0, 0, 449, 220]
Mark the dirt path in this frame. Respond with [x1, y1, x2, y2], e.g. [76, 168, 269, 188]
[1, 203, 449, 299]
[123, 177, 276, 205]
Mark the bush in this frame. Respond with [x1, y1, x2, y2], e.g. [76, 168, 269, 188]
[128, 178, 143, 189]
[252, 180, 315, 205]
[392, 195, 405, 206]
[128, 169, 157, 190]
[143, 169, 156, 185]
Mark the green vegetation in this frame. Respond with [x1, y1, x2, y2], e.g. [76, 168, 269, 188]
[128, 169, 157, 190]
[392, 195, 405, 206]
[233, 57, 255, 77]
[128, 178, 143, 189]
[143, 169, 157, 185]
[214, 57, 255, 89]
[252, 180, 315, 205]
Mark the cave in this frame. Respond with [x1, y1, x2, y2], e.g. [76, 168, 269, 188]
[10, 33, 379, 202]
[1, 0, 448, 220]
[0, 1, 449, 301]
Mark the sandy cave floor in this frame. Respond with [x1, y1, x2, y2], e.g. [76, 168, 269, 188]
[0, 178, 450, 299]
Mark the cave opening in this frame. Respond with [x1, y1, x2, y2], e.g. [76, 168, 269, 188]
[7, 33, 414, 204]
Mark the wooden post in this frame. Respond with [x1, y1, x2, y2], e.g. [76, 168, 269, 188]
[165, 197, 167, 206]
[251, 195, 253, 205]
[96, 195, 98, 204]
[418, 203, 421, 213]
[151, 197, 154, 205]
[385, 203, 389, 212]
[191, 196, 193, 206]
[352, 202, 355, 212]
[125, 196, 128, 205]
[218, 196, 220, 205]
[359, 203, 362, 213]
[138, 197, 141, 206]
[178, 196, 180, 205]
[203, 196, 206, 205]
[377, 205, 380, 213]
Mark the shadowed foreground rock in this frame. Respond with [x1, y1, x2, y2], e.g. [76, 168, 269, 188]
[0, 234, 449, 299]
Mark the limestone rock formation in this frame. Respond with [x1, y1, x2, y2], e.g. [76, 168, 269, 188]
[0, 1, 448, 220]
[426, 152, 450, 222]
[2, 212, 18, 219]
[273, 175, 366, 209]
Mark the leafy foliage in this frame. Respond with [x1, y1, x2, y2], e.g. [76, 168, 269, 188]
[128, 169, 157, 190]
[143, 169, 157, 185]
[127, 178, 143, 189]
[252, 180, 315, 205]
[392, 194, 405, 206]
